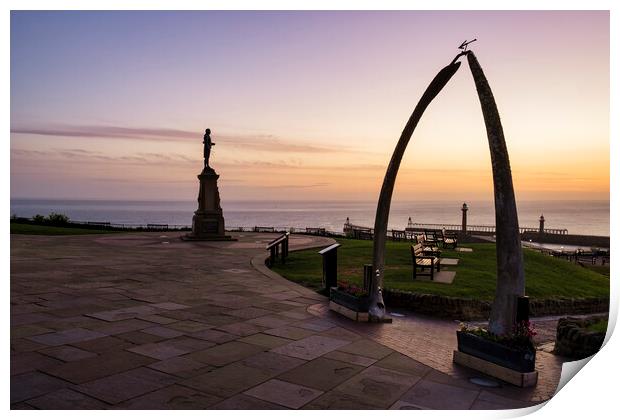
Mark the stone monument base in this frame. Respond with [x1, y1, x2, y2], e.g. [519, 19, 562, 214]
[183, 166, 236, 241]
[182, 211, 235, 241]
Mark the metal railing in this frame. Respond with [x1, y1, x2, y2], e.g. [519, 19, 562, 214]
[11, 217, 191, 231]
[227, 226, 345, 237]
[399, 222, 567, 236]
[12, 216, 568, 237]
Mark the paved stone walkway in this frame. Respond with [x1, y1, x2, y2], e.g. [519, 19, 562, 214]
[11, 232, 563, 410]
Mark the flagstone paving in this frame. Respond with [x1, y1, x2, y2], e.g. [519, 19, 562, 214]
[11, 231, 565, 410]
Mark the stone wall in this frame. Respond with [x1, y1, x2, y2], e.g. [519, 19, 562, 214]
[384, 289, 609, 321]
[383, 290, 490, 320]
[521, 232, 610, 248]
[529, 298, 609, 317]
[554, 316, 607, 359]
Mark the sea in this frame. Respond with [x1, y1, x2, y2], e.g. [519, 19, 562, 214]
[9, 199, 610, 237]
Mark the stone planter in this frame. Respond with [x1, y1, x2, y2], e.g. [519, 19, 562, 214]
[456, 331, 536, 373]
[554, 317, 606, 359]
[329, 287, 370, 312]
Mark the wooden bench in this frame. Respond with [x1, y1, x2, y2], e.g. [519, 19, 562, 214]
[391, 229, 407, 241]
[306, 227, 326, 236]
[86, 221, 111, 227]
[424, 230, 442, 247]
[442, 230, 458, 249]
[254, 226, 275, 233]
[353, 228, 373, 240]
[411, 243, 441, 280]
[416, 234, 441, 257]
[575, 250, 596, 265]
[147, 223, 169, 230]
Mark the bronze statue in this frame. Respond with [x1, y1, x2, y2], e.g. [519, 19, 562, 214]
[203, 128, 216, 168]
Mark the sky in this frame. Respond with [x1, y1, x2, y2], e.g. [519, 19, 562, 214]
[10, 10, 610, 202]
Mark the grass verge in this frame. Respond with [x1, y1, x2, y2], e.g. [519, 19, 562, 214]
[271, 238, 609, 300]
[586, 319, 608, 334]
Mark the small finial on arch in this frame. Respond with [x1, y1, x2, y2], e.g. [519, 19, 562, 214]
[458, 39, 477, 52]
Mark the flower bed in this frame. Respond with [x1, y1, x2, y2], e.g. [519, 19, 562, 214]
[329, 283, 370, 313]
[457, 321, 537, 373]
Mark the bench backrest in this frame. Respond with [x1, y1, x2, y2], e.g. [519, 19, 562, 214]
[424, 231, 438, 241]
[147, 224, 169, 229]
[412, 243, 424, 257]
[255, 226, 275, 232]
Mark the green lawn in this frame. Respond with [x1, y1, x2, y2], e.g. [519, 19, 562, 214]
[586, 319, 608, 334]
[271, 238, 609, 300]
[582, 264, 610, 277]
[10, 222, 119, 235]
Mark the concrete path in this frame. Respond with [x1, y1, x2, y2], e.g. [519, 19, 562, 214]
[11, 232, 562, 410]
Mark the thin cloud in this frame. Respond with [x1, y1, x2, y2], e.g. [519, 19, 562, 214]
[217, 135, 345, 154]
[10, 149, 49, 158]
[263, 183, 330, 189]
[11, 123, 356, 154]
[11, 125, 196, 141]
[11, 148, 195, 167]
[87, 178, 193, 184]
[219, 160, 301, 169]
[11, 147, 383, 174]
[218, 160, 385, 171]
[56, 148, 115, 161]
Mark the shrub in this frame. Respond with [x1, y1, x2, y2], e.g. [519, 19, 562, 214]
[46, 213, 70, 225]
[32, 214, 45, 223]
[337, 281, 369, 298]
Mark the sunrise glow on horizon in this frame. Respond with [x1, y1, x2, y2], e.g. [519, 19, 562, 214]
[10, 10, 610, 202]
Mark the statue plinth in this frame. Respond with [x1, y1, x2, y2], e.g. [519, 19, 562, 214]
[183, 166, 234, 241]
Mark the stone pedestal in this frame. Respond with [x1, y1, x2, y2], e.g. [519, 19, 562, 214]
[183, 167, 234, 241]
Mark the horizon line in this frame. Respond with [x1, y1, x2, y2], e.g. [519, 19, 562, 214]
[10, 196, 611, 203]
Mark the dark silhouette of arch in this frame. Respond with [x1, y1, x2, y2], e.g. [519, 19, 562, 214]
[466, 52, 524, 335]
[369, 59, 462, 320]
[369, 50, 525, 336]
